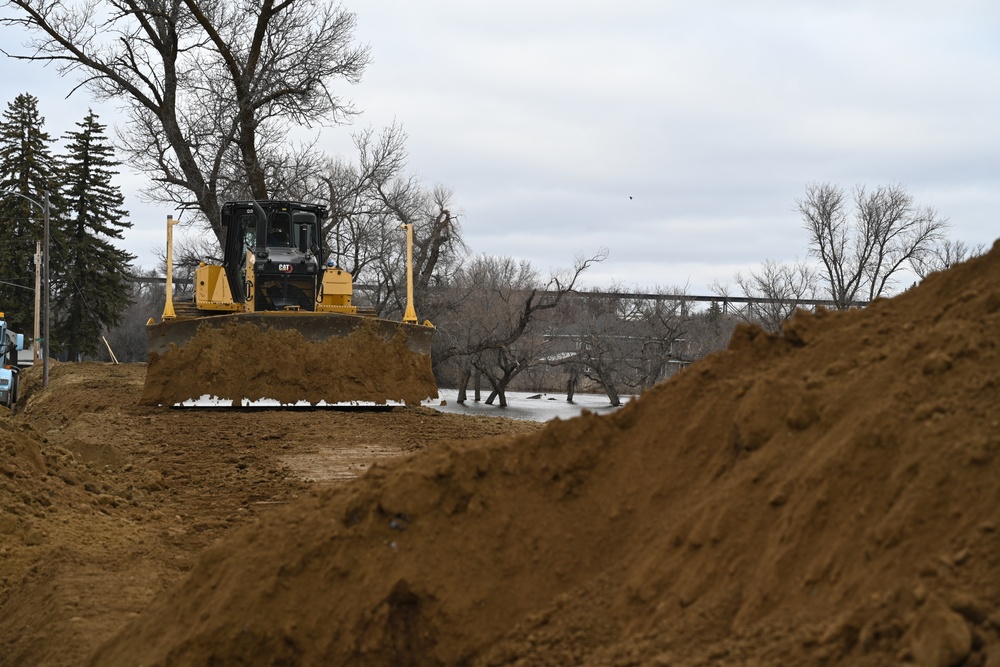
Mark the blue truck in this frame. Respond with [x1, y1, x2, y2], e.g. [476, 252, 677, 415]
[0, 312, 24, 408]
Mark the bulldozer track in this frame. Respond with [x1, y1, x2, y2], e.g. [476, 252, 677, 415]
[172, 300, 201, 318]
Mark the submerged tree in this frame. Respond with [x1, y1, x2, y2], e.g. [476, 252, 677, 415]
[563, 286, 690, 406]
[437, 251, 607, 407]
[54, 110, 134, 360]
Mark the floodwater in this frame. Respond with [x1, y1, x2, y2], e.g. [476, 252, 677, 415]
[425, 389, 630, 422]
[176, 389, 629, 421]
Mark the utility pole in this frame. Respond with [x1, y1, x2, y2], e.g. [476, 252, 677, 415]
[33, 242, 40, 362]
[1, 189, 50, 386]
[42, 189, 49, 388]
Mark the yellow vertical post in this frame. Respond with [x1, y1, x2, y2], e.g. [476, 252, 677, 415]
[401, 223, 418, 324]
[162, 215, 178, 320]
[243, 249, 256, 313]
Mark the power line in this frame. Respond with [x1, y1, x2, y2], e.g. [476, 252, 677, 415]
[0, 239, 43, 247]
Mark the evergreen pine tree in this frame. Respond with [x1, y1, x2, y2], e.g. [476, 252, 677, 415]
[55, 110, 135, 360]
[0, 93, 61, 336]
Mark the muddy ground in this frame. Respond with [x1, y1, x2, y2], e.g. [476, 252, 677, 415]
[5, 240, 1000, 666]
[142, 316, 438, 406]
[0, 363, 540, 666]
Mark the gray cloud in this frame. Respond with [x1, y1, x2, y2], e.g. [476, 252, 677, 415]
[1, 1, 997, 293]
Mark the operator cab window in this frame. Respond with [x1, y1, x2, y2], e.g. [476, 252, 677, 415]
[267, 212, 291, 247]
[240, 214, 256, 250]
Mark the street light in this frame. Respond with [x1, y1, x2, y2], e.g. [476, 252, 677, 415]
[0, 189, 49, 388]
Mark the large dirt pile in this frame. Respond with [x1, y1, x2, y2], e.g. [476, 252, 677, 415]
[93, 243, 1000, 666]
[1, 363, 539, 666]
[142, 318, 438, 406]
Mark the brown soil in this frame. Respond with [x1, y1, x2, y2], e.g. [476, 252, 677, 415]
[141, 318, 438, 406]
[4, 240, 1000, 666]
[0, 363, 538, 666]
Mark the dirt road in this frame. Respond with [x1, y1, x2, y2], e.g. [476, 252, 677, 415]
[0, 362, 539, 666]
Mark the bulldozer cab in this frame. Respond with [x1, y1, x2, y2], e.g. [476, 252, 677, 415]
[221, 200, 328, 312]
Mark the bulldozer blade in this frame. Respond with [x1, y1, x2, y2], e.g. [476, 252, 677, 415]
[141, 313, 437, 406]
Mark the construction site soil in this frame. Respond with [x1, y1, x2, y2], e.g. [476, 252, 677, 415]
[141, 318, 438, 406]
[3, 241, 1000, 666]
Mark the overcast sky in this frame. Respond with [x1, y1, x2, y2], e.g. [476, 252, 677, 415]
[1, 1, 998, 294]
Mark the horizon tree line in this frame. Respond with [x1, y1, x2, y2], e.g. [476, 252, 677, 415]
[0, 89, 982, 405]
[0, 0, 987, 400]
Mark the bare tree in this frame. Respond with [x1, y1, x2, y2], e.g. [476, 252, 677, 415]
[799, 182, 948, 308]
[435, 255, 538, 405]
[321, 125, 409, 277]
[564, 292, 632, 407]
[634, 294, 689, 386]
[377, 185, 464, 320]
[2, 0, 370, 240]
[723, 259, 818, 333]
[438, 250, 606, 407]
[684, 304, 739, 361]
[316, 125, 464, 319]
[911, 238, 987, 279]
[153, 231, 219, 298]
[564, 286, 689, 406]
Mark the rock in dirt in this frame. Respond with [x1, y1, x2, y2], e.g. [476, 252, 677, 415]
[910, 597, 972, 667]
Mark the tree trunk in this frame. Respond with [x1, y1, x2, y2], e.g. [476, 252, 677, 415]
[485, 388, 508, 407]
[599, 375, 621, 407]
[484, 372, 507, 407]
[606, 386, 621, 407]
[456, 365, 471, 404]
[238, 110, 268, 200]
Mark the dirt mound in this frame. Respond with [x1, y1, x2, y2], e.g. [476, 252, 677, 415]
[1, 362, 538, 666]
[0, 370, 159, 667]
[88, 244, 1000, 666]
[141, 318, 438, 406]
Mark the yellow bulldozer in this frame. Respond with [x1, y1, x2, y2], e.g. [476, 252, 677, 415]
[140, 200, 438, 406]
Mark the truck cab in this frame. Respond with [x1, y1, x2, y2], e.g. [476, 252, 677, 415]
[0, 313, 25, 408]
